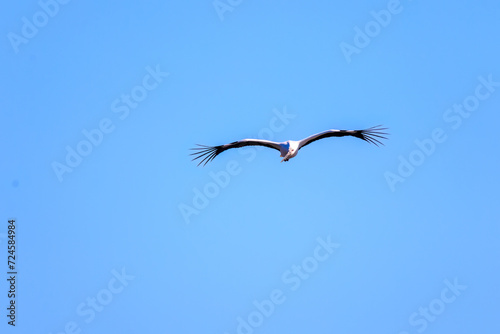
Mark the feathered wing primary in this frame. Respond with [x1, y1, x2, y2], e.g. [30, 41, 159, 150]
[191, 125, 388, 166]
[297, 125, 388, 150]
[190, 139, 283, 166]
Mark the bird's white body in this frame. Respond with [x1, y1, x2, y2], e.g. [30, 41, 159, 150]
[191, 126, 388, 166]
[279, 140, 300, 162]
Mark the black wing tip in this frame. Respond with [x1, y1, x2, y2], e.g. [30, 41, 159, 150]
[189, 144, 222, 166]
[360, 125, 389, 147]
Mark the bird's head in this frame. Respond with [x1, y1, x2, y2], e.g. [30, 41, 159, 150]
[280, 148, 295, 162]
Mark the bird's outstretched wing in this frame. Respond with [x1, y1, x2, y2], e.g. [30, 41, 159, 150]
[190, 139, 282, 166]
[298, 125, 388, 150]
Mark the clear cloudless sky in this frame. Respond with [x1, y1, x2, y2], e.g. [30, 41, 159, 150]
[1, 1, 500, 333]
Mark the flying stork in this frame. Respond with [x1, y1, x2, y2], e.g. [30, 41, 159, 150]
[191, 125, 388, 166]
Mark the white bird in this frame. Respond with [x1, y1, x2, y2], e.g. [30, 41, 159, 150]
[191, 125, 388, 166]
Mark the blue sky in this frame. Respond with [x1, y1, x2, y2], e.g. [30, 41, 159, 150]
[1, 1, 500, 333]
